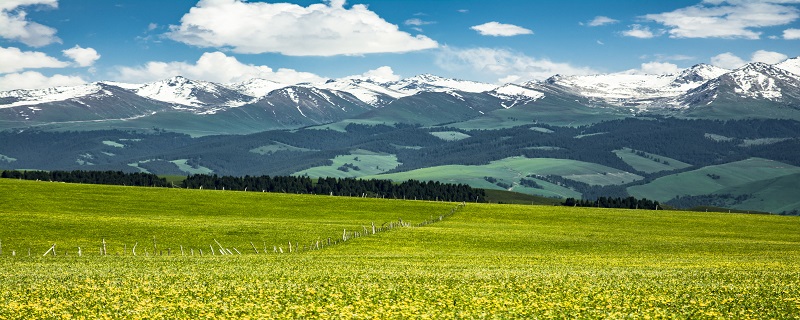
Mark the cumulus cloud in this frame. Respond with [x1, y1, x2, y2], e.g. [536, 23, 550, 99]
[643, 0, 800, 39]
[638, 61, 681, 74]
[586, 16, 619, 27]
[0, 46, 68, 73]
[113, 51, 326, 84]
[435, 46, 595, 83]
[351, 66, 401, 82]
[710, 50, 788, 69]
[622, 24, 657, 38]
[0, 0, 60, 47]
[165, 0, 438, 56]
[711, 52, 748, 69]
[784, 28, 800, 39]
[0, 71, 85, 91]
[751, 49, 789, 64]
[62, 45, 100, 67]
[470, 22, 533, 37]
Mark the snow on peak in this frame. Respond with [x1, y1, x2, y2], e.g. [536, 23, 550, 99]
[726, 62, 796, 100]
[317, 77, 408, 105]
[135, 76, 225, 108]
[0, 83, 103, 109]
[776, 57, 800, 76]
[671, 64, 729, 86]
[490, 84, 545, 109]
[387, 74, 496, 95]
[227, 78, 288, 98]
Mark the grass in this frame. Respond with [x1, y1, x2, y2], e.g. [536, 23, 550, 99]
[1, 178, 799, 317]
[249, 141, 315, 155]
[370, 157, 642, 199]
[294, 149, 400, 178]
[613, 147, 692, 174]
[429, 131, 471, 141]
[628, 157, 800, 211]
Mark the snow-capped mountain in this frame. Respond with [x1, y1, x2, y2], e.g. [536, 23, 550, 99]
[1, 57, 800, 133]
[489, 84, 545, 109]
[536, 64, 729, 109]
[317, 78, 406, 106]
[225, 78, 289, 98]
[385, 74, 497, 95]
[134, 76, 254, 113]
[776, 57, 800, 76]
[0, 83, 106, 109]
[675, 62, 800, 107]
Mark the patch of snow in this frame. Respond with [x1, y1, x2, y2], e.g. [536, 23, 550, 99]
[776, 57, 800, 76]
[386, 74, 496, 95]
[227, 78, 288, 97]
[0, 84, 102, 108]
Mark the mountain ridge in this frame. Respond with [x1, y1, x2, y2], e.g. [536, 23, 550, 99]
[1, 57, 799, 133]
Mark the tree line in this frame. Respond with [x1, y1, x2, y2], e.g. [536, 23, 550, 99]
[1, 170, 168, 187]
[181, 174, 486, 203]
[563, 196, 661, 210]
[1, 169, 486, 203]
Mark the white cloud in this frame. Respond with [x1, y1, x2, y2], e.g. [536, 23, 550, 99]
[784, 28, 800, 39]
[62, 45, 100, 67]
[166, 0, 438, 56]
[0, 71, 85, 91]
[711, 52, 748, 69]
[352, 66, 400, 82]
[113, 51, 326, 84]
[147, 23, 158, 31]
[470, 21, 533, 37]
[622, 24, 657, 38]
[643, 0, 800, 39]
[0, 0, 60, 47]
[586, 16, 619, 27]
[0, 46, 68, 73]
[710, 50, 788, 69]
[435, 46, 595, 83]
[404, 18, 433, 26]
[638, 61, 680, 74]
[458, 9, 469, 13]
[751, 49, 788, 64]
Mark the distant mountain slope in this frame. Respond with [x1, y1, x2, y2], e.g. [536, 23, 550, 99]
[628, 158, 800, 204]
[354, 91, 503, 126]
[675, 62, 800, 120]
[2, 57, 800, 134]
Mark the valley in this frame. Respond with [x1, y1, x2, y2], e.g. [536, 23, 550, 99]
[2, 58, 800, 214]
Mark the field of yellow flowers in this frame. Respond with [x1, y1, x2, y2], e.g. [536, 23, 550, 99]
[1, 179, 799, 318]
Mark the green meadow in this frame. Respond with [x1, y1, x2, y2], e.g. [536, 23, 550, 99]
[1, 178, 800, 318]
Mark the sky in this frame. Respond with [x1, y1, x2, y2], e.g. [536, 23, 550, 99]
[0, 0, 799, 90]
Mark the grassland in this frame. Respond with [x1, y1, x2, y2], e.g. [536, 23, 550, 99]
[429, 131, 471, 141]
[368, 156, 643, 199]
[1, 178, 800, 318]
[613, 147, 692, 174]
[628, 157, 800, 212]
[294, 149, 400, 178]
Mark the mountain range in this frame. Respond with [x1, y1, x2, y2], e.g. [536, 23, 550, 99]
[2, 57, 800, 135]
[2, 59, 800, 214]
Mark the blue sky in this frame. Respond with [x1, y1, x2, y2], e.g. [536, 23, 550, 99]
[1, 0, 799, 90]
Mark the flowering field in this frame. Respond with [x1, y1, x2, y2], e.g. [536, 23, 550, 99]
[1, 179, 799, 318]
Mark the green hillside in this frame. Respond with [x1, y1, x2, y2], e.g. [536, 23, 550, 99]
[1, 178, 800, 317]
[368, 156, 643, 199]
[448, 94, 628, 129]
[712, 173, 800, 214]
[628, 158, 800, 212]
[613, 147, 692, 173]
[295, 149, 400, 178]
